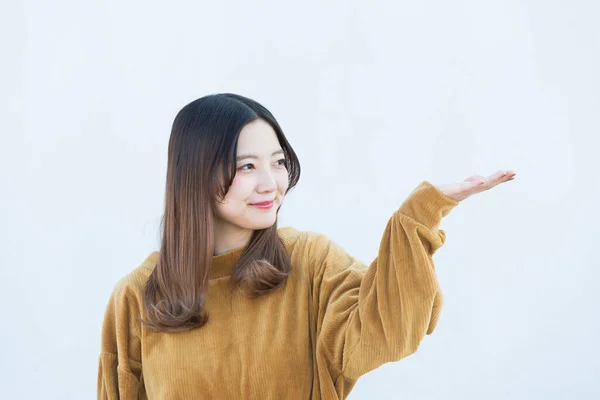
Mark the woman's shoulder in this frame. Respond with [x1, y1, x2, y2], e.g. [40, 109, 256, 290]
[278, 226, 328, 248]
[110, 252, 157, 299]
[278, 226, 341, 259]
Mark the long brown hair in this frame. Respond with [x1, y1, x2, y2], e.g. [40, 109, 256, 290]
[141, 94, 301, 333]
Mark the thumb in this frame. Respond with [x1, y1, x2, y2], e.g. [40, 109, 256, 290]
[462, 175, 487, 191]
[465, 175, 486, 184]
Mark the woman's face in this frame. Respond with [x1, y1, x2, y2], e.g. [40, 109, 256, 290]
[213, 119, 289, 241]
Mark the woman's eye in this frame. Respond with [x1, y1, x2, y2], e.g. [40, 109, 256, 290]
[238, 159, 285, 171]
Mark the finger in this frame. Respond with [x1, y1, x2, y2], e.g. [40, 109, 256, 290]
[465, 175, 486, 184]
[469, 171, 505, 192]
[486, 170, 516, 188]
[459, 176, 484, 194]
[505, 170, 516, 181]
[465, 175, 487, 188]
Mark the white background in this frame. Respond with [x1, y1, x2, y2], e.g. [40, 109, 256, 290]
[1, 0, 599, 398]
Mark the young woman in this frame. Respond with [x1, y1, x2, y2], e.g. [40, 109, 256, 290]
[97, 93, 515, 399]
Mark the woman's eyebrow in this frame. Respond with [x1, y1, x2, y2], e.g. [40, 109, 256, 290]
[236, 149, 284, 161]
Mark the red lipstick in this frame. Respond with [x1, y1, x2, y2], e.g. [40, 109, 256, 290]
[250, 200, 274, 209]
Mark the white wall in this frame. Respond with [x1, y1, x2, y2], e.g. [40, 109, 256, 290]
[1, 0, 598, 398]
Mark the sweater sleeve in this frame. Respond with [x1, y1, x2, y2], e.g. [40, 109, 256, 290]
[311, 181, 458, 384]
[97, 278, 144, 400]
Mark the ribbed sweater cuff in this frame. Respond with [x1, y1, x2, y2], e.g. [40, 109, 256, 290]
[397, 180, 459, 230]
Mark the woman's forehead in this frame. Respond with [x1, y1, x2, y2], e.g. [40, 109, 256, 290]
[237, 120, 281, 156]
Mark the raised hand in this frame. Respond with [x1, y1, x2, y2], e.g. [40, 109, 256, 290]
[435, 170, 516, 202]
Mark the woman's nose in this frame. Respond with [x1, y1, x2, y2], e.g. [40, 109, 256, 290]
[257, 170, 277, 193]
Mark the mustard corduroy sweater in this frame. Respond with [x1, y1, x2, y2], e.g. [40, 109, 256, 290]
[97, 181, 458, 399]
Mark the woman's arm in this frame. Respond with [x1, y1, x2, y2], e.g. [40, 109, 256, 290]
[97, 278, 143, 399]
[312, 181, 458, 386]
[312, 171, 515, 395]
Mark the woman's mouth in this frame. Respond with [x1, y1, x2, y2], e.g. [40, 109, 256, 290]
[250, 200, 274, 209]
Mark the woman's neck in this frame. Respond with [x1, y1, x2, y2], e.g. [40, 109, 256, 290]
[213, 224, 253, 256]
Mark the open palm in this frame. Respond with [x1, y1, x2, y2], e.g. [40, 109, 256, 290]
[436, 170, 516, 202]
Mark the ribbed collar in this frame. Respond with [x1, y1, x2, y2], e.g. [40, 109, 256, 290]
[209, 246, 245, 279]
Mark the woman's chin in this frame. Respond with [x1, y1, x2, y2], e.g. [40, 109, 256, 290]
[248, 216, 277, 230]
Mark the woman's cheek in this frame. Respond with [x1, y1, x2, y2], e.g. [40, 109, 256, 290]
[277, 172, 289, 193]
[231, 175, 254, 195]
